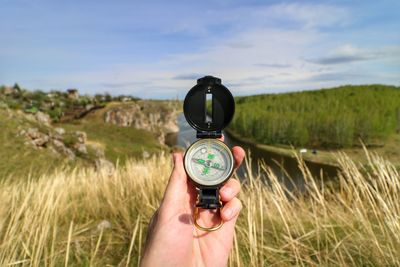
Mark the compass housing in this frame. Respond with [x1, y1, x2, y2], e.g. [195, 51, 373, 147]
[183, 76, 235, 188]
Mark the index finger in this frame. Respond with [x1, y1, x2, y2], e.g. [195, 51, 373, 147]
[232, 146, 245, 169]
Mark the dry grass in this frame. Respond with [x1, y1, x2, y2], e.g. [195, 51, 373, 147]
[0, 150, 399, 266]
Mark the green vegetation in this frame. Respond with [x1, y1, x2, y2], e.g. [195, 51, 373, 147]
[0, 109, 73, 179]
[0, 84, 174, 179]
[62, 121, 162, 164]
[0, 84, 140, 122]
[231, 85, 400, 148]
[0, 102, 166, 179]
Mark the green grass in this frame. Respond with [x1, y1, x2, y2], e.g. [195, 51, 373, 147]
[60, 100, 170, 164]
[62, 120, 163, 164]
[0, 109, 73, 179]
[231, 84, 400, 148]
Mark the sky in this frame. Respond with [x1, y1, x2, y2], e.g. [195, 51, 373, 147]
[1, 0, 399, 99]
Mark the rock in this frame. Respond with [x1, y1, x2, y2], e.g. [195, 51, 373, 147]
[52, 139, 65, 149]
[95, 158, 115, 174]
[26, 128, 40, 139]
[23, 128, 50, 148]
[104, 102, 179, 145]
[92, 145, 105, 158]
[64, 148, 76, 160]
[74, 143, 87, 154]
[18, 129, 26, 137]
[24, 113, 36, 122]
[104, 104, 140, 127]
[85, 104, 94, 110]
[35, 111, 51, 125]
[32, 134, 50, 147]
[24, 140, 35, 146]
[54, 127, 65, 135]
[163, 120, 179, 133]
[75, 131, 87, 143]
[53, 139, 76, 160]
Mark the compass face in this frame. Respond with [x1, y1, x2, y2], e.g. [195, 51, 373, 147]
[184, 139, 234, 187]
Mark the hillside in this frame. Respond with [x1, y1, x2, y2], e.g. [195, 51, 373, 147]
[230, 85, 400, 148]
[0, 85, 179, 179]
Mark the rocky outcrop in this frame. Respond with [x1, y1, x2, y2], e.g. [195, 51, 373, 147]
[23, 111, 52, 126]
[19, 127, 88, 161]
[104, 101, 179, 144]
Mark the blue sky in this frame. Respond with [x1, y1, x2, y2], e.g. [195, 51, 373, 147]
[1, 0, 399, 99]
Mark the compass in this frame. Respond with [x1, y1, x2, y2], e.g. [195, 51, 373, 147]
[184, 139, 234, 187]
[183, 75, 235, 232]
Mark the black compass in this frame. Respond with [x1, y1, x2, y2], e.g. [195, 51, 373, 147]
[183, 75, 235, 231]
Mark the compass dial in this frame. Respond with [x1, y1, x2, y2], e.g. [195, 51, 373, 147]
[184, 139, 234, 187]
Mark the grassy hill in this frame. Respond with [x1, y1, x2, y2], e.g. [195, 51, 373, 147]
[0, 98, 173, 179]
[0, 109, 72, 179]
[230, 84, 400, 148]
[60, 101, 168, 164]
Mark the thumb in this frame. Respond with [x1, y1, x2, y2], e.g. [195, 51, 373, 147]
[162, 152, 188, 205]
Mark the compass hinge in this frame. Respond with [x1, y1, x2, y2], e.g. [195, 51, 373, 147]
[196, 131, 222, 139]
[196, 188, 222, 209]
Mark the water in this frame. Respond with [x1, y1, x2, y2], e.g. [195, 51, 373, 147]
[166, 114, 339, 190]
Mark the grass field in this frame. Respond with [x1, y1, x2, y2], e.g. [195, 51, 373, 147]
[0, 150, 398, 266]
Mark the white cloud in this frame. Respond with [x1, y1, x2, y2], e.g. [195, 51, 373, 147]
[7, 2, 398, 98]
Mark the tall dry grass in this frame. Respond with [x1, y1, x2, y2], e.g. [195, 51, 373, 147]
[0, 150, 399, 266]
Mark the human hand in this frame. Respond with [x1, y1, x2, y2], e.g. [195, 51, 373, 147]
[140, 141, 245, 267]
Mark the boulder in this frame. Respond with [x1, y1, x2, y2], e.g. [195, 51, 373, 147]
[95, 158, 115, 174]
[35, 111, 51, 125]
[74, 143, 87, 154]
[75, 131, 87, 143]
[26, 128, 40, 139]
[53, 139, 76, 160]
[54, 127, 65, 135]
[91, 145, 105, 158]
[32, 134, 50, 147]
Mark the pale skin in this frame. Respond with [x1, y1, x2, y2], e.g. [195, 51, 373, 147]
[140, 139, 245, 267]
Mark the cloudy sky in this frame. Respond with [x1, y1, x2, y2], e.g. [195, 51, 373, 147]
[1, 0, 399, 98]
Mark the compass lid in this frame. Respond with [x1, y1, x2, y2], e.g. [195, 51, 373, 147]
[183, 76, 235, 135]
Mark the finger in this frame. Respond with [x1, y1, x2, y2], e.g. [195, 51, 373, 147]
[170, 152, 186, 180]
[232, 146, 245, 169]
[218, 134, 225, 142]
[162, 152, 188, 204]
[221, 197, 242, 221]
[220, 178, 241, 202]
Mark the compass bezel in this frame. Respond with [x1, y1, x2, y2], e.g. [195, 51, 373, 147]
[184, 138, 234, 187]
